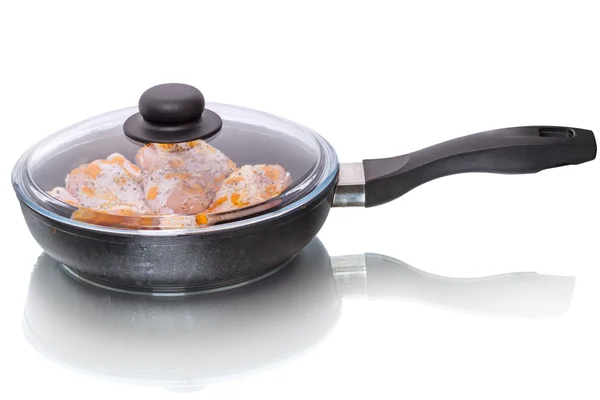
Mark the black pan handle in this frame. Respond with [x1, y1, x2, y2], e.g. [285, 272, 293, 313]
[364, 254, 575, 318]
[362, 126, 596, 207]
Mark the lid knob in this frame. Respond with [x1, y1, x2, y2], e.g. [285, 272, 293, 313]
[139, 83, 205, 124]
[123, 83, 223, 144]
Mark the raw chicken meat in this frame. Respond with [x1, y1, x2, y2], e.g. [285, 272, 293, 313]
[61, 153, 151, 215]
[136, 141, 236, 190]
[47, 187, 79, 206]
[202, 164, 292, 215]
[70, 208, 200, 230]
[142, 167, 213, 214]
[135, 140, 237, 214]
[47, 141, 293, 230]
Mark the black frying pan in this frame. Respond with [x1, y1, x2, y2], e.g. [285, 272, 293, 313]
[23, 238, 574, 390]
[12, 84, 596, 292]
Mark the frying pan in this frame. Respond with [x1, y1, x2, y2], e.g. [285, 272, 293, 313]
[23, 238, 574, 390]
[11, 83, 596, 292]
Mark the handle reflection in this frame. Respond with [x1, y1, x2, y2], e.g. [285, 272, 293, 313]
[333, 253, 574, 318]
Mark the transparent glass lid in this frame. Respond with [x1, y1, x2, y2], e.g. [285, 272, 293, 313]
[15, 84, 336, 231]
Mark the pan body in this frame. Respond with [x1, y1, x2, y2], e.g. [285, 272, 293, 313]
[20, 178, 337, 293]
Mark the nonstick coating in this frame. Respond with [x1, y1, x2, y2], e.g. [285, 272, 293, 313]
[20, 179, 337, 292]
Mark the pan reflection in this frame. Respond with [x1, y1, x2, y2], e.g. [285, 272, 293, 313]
[22, 239, 574, 390]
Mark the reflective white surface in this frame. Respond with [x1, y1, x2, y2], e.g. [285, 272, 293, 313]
[2, 1, 600, 399]
[20, 239, 576, 389]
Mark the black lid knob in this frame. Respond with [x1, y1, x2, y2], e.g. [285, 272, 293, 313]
[139, 83, 205, 124]
[123, 83, 222, 144]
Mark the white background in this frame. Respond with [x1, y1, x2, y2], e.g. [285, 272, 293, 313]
[1, 1, 599, 399]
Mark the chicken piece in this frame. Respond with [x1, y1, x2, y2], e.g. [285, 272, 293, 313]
[71, 207, 199, 230]
[142, 167, 213, 214]
[49, 142, 293, 230]
[64, 153, 150, 214]
[203, 164, 292, 214]
[135, 140, 237, 192]
[106, 153, 143, 177]
[47, 187, 80, 206]
[194, 199, 285, 228]
[135, 140, 237, 214]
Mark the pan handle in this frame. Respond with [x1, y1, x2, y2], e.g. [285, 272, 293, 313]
[358, 126, 596, 207]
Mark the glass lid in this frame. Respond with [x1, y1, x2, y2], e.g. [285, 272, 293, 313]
[13, 83, 338, 232]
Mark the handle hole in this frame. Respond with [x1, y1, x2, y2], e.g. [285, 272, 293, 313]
[539, 127, 575, 138]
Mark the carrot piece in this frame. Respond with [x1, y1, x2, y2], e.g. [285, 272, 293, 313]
[225, 176, 244, 185]
[207, 196, 227, 211]
[147, 186, 159, 200]
[196, 214, 209, 225]
[81, 186, 96, 196]
[83, 164, 101, 179]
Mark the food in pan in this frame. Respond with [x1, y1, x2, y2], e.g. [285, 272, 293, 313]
[135, 140, 237, 192]
[205, 165, 292, 214]
[47, 139, 291, 229]
[136, 140, 237, 215]
[61, 153, 150, 215]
